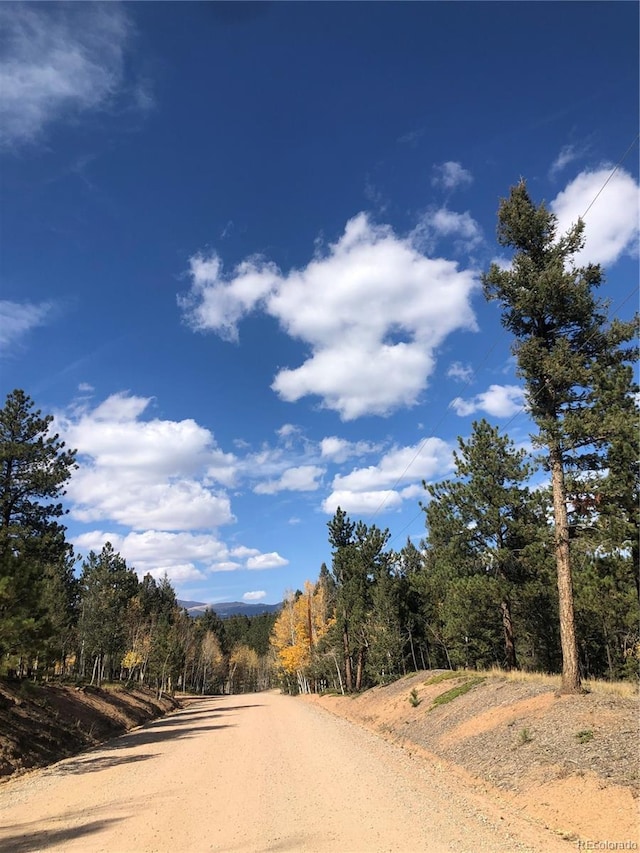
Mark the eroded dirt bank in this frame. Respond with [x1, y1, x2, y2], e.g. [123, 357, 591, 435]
[0, 680, 181, 779]
[303, 670, 639, 844]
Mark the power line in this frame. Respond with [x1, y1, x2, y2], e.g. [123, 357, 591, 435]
[581, 133, 639, 219]
[388, 282, 639, 551]
[370, 134, 640, 540]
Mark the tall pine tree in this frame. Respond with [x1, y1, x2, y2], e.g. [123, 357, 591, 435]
[0, 390, 76, 660]
[483, 181, 638, 692]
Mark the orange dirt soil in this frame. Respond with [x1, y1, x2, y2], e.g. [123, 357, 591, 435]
[303, 670, 639, 844]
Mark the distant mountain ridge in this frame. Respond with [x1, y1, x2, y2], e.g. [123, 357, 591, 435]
[178, 600, 282, 619]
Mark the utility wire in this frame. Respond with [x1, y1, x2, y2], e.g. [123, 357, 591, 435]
[368, 134, 640, 543]
[389, 283, 639, 551]
[581, 133, 639, 220]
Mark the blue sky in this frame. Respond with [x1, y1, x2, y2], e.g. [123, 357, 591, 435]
[2, 2, 638, 606]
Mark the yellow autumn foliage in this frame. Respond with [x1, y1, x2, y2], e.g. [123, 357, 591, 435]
[271, 580, 333, 677]
[121, 649, 144, 671]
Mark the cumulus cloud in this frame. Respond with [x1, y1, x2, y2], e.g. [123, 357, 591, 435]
[72, 529, 225, 587]
[180, 213, 478, 420]
[446, 361, 474, 384]
[450, 384, 525, 418]
[320, 436, 380, 464]
[432, 161, 473, 191]
[59, 392, 237, 532]
[323, 437, 453, 516]
[399, 484, 424, 500]
[411, 208, 483, 255]
[0, 4, 132, 147]
[253, 465, 324, 495]
[243, 590, 266, 601]
[180, 252, 278, 343]
[230, 546, 260, 559]
[0, 300, 52, 354]
[72, 528, 285, 587]
[60, 395, 294, 589]
[246, 552, 289, 570]
[322, 489, 402, 516]
[551, 167, 639, 266]
[210, 562, 243, 573]
[332, 438, 452, 493]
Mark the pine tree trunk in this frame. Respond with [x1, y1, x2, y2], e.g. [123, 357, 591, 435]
[550, 448, 582, 693]
[408, 628, 418, 671]
[500, 597, 518, 670]
[343, 626, 353, 692]
[355, 646, 365, 691]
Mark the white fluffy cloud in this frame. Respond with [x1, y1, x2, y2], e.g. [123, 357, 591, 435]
[70, 477, 232, 531]
[210, 562, 242, 573]
[72, 530, 222, 586]
[446, 361, 474, 384]
[230, 546, 261, 559]
[320, 436, 380, 464]
[432, 161, 473, 191]
[322, 489, 403, 516]
[243, 590, 266, 601]
[253, 465, 324, 495]
[323, 437, 453, 516]
[59, 393, 237, 532]
[0, 300, 52, 354]
[0, 4, 131, 147]
[54, 392, 301, 597]
[72, 528, 287, 588]
[410, 207, 483, 255]
[180, 213, 478, 420]
[246, 552, 289, 570]
[551, 167, 639, 266]
[182, 252, 278, 343]
[332, 438, 452, 493]
[450, 384, 525, 418]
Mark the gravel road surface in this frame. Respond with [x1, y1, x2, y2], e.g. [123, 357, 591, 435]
[0, 691, 571, 853]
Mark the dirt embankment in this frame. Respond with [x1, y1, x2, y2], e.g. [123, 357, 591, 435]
[304, 671, 639, 844]
[0, 679, 181, 779]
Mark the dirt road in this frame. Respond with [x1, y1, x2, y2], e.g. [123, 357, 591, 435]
[0, 691, 571, 853]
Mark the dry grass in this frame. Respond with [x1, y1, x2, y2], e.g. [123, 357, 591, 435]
[477, 665, 638, 700]
[423, 670, 463, 686]
[582, 678, 638, 699]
